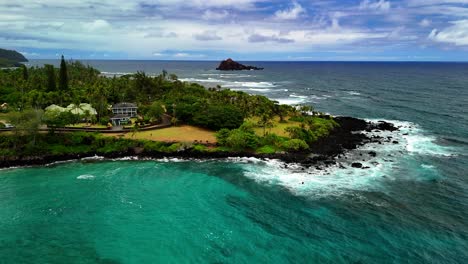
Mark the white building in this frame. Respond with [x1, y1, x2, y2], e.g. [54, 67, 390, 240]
[110, 102, 138, 126]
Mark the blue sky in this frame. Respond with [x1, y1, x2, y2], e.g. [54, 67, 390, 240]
[1, 0, 468, 61]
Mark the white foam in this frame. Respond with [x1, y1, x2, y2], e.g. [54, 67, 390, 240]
[112, 156, 140, 161]
[229, 119, 455, 198]
[366, 119, 454, 157]
[225, 81, 276, 88]
[180, 77, 224, 83]
[309, 95, 329, 100]
[236, 157, 391, 198]
[347, 91, 361, 96]
[180, 79, 276, 90]
[81, 155, 104, 161]
[275, 97, 307, 105]
[200, 73, 254, 78]
[77, 174, 95, 180]
[248, 88, 271, 92]
[289, 94, 308, 99]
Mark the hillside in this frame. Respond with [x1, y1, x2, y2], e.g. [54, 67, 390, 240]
[0, 48, 28, 67]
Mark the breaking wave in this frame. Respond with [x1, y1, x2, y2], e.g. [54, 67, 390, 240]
[230, 120, 455, 198]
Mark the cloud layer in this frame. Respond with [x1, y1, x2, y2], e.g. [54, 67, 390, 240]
[0, 0, 467, 60]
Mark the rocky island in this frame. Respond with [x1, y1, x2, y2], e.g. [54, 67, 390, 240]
[216, 58, 263, 71]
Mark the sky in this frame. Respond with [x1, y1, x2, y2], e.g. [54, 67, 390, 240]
[1, 0, 468, 61]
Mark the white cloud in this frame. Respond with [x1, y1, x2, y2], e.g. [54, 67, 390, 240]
[193, 30, 222, 41]
[408, 0, 468, 6]
[359, 0, 391, 12]
[387, 26, 418, 40]
[20, 51, 39, 56]
[82, 19, 111, 32]
[274, 1, 305, 20]
[248, 33, 294, 43]
[173, 52, 205, 58]
[429, 20, 468, 46]
[202, 10, 229, 20]
[419, 19, 431, 27]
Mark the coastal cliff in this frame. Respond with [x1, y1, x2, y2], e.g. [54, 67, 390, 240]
[0, 48, 28, 67]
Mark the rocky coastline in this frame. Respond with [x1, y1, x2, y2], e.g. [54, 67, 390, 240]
[0, 117, 398, 169]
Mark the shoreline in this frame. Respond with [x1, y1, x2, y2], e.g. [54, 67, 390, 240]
[0, 117, 398, 169]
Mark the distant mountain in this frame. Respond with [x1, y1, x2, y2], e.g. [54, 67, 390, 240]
[0, 48, 28, 67]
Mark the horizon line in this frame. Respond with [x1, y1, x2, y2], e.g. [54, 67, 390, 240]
[26, 59, 468, 63]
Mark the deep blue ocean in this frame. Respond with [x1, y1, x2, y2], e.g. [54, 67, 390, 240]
[1, 60, 467, 263]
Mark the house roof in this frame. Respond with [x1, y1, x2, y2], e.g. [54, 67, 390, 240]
[112, 102, 137, 108]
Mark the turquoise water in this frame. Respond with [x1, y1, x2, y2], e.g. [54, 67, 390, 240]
[6, 61, 468, 263]
[0, 157, 466, 263]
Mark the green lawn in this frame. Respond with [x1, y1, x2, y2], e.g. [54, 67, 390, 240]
[247, 116, 302, 137]
[106, 125, 217, 143]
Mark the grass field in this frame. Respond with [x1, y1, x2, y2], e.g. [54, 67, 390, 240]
[248, 116, 302, 137]
[106, 125, 217, 143]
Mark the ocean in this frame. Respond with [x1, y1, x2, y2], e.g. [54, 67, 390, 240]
[1, 60, 467, 263]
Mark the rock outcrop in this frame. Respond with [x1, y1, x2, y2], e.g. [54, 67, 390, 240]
[216, 58, 263, 71]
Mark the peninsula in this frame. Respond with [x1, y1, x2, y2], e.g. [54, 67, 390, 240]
[0, 55, 398, 168]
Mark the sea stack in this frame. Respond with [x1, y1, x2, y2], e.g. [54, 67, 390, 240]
[216, 58, 263, 71]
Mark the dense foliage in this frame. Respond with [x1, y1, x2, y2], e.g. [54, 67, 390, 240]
[0, 59, 290, 128]
[0, 58, 339, 155]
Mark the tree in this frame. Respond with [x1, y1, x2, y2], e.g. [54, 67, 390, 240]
[59, 55, 69, 91]
[215, 128, 231, 146]
[192, 104, 244, 130]
[258, 111, 274, 136]
[275, 104, 290, 122]
[43, 109, 74, 133]
[7, 109, 44, 147]
[147, 101, 164, 123]
[21, 64, 28, 80]
[45, 64, 56, 92]
[224, 128, 259, 150]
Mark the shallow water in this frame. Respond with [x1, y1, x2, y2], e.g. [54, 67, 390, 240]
[5, 60, 467, 263]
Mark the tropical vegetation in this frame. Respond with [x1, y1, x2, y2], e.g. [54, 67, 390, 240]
[0, 56, 338, 157]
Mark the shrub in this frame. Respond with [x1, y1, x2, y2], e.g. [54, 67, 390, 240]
[100, 117, 110, 126]
[193, 144, 208, 152]
[143, 140, 166, 152]
[282, 139, 309, 151]
[215, 128, 231, 146]
[0, 122, 5, 128]
[289, 116, 305, 122]
[225, 129, 259, 150]
[166, 143, 182, 152]
[68, 132, 97, 145]
[192, 104, 244, 130]
[256, 145, 276, 154]
[259, 133, 285, 147]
